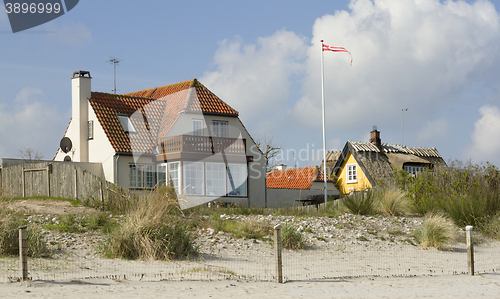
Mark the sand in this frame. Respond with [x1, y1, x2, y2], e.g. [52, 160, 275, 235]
[1, 274, 500, 299]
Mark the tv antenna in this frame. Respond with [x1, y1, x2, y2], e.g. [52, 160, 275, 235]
[106, 57, 122, 94]
[401, 108, 409, 145]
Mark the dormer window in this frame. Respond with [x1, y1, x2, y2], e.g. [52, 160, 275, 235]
[117, 114, 136, 134]
[404, 164, 429, 176]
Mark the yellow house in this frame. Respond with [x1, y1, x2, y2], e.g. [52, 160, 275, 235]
[332, 127, 447, 194]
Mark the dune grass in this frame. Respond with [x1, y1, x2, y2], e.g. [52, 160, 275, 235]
[376, 187, 411, 216]
[412, 213, 454, 250]
[281, 223, 305, 250]
[99, 185, 197, 260]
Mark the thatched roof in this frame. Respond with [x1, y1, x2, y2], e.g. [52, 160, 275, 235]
[333, 141, 447, 186]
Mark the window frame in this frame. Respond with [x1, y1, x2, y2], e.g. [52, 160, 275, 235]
[129, 164, 154, 190]
[206, 162, 227, 196]
[183, 161, 204, 195]
[346, 163, 358, 184]
[227, 163, 247, 197]
[117, 114, 136, 134]
[88, 120, 94, 140]
[168, 161, 180, 194]
[192, 119, 203, 136]
[212, 120, 228, 137]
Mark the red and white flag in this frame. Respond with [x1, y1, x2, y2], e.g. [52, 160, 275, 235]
[322, 43, 352, 66]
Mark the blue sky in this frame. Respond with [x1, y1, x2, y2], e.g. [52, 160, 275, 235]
[1, 0, 500, 167]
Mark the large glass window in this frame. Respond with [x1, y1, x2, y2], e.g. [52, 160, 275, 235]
[206, 162, 226, 196]
[227, 163, 247, 197]
[212, 120, 228, 137]
[157, 164, 167, 186]
[168, 162, 180, 193]
[183, 162, 204, 195]
[129, 164, 154, 189]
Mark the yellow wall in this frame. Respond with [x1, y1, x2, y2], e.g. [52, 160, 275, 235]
[336, 152, 372, 194]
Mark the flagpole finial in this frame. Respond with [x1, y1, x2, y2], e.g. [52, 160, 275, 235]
[320, 40, 324, 42]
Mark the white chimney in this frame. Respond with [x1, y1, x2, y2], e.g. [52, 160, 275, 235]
[72, 71, 91, 162]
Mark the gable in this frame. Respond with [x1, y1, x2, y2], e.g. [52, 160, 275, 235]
[89, 79, 241, 154]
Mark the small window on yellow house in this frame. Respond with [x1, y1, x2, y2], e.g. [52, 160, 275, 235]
[347, 164, 357, 183]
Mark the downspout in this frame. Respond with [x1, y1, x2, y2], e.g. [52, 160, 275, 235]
[115, 154, 120, 185]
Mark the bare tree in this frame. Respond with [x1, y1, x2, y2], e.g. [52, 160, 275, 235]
[255, 135, 283, 173]
[18, 147, 44, 163]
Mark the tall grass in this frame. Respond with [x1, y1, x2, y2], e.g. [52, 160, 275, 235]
[0, 207, 50, 257]
[412, 213, 454, 250]
[100, 185, 197, 260]
[281, 223, 305, 250]
[376, 187, 411, 216]
[341, 190, 375, 215]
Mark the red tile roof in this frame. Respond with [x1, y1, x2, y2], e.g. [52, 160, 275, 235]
[89, 79, 239, 153]
[266, 167, 332, 190]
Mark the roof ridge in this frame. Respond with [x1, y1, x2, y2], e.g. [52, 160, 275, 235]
[122, 79, 195, 96]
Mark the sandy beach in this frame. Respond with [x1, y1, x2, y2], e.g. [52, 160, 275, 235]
[1, 274, 500, 299]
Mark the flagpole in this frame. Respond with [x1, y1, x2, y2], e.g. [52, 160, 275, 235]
[321, 40, 327, 204]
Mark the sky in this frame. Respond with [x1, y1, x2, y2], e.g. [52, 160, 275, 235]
[1, 0, 500, 168]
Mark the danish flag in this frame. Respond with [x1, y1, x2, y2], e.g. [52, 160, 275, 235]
[322, 43, 352, 66]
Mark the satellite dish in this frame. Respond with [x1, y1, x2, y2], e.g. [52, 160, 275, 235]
[60, 137, 72, 153]
[64, 156, 72, 162]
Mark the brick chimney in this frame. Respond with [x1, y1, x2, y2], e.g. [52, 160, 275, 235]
[369, 125, 381, 147]
[72, 71, 91, 162]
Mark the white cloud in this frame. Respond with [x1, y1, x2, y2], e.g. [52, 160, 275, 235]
[201, 30, 307, 122]
[47, 20, 92, 47]
[0, 87, 66, 160]
[294, 0, 500, 130]
[417, 118, 450, 141]
[463, 104, 500, 165]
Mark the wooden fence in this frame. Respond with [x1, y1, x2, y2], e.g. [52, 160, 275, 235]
[0, 162, 123, 205]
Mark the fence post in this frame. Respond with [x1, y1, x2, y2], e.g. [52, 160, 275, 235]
[46, 164, 51, 197]
[21, 164, 25, 198]
[466, 225, 474, 276]
[274, 224, 283, 283]
[19, 226, 28, 281]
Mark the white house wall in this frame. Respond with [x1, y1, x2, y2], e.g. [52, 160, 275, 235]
[87, 106, 116, 183]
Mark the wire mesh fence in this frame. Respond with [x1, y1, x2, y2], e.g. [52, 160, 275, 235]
[1, 215, 499, 283]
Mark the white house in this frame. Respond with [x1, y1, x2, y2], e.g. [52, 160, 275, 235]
[54, 71, 266, 209]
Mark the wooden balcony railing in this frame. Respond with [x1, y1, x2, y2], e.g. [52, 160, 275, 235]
[158, 135, 246, 155]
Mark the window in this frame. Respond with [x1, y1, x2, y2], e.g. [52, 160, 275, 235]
[346, 164, 357, 183]
[192, 119, 203, 136]
[168, 162, 180, 194]
[157, 164, 167, 186]
[117, 114, 136, 134]
[88, 120, 94, 140]
[227, 163, 247, 197]
[206, 162, 226, 196]
[212, 120, 228, 137]
[183, 162, 204, 195]
[404, 165, 427, 176]
[129, 164, 154, 189]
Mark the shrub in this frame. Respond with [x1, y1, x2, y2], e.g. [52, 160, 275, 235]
[412, 213, 454, 250]
[0, 208, 50, 257]
[209, 218, 271, 240]
[281, 223, 305, 250]
[377, 187, 411, 216]
[341, 190, 375, 215]
[100, 187, 196, 260]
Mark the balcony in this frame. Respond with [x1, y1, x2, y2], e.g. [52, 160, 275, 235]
[158, 135, 246, 155]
